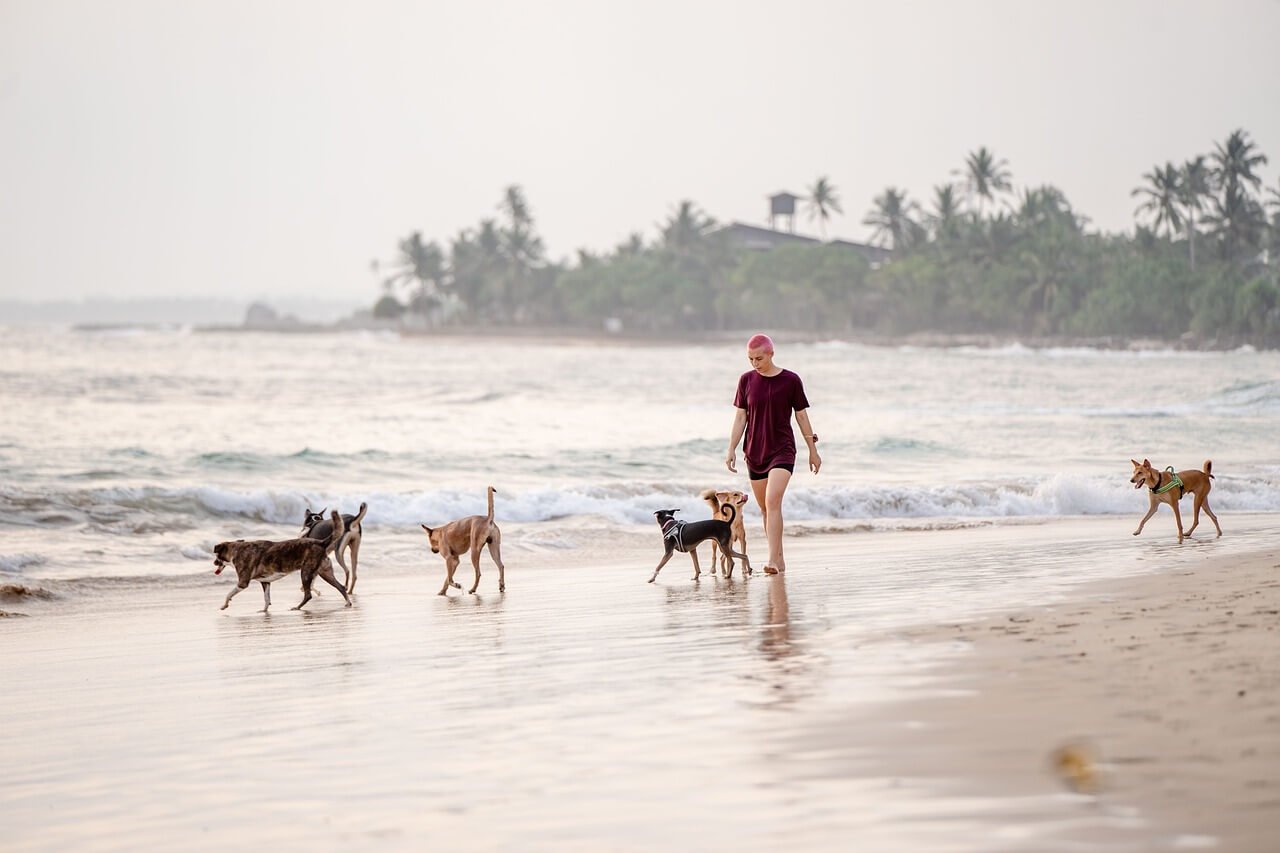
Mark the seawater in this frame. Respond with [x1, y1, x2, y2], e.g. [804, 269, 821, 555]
[1, 326, 1277, 582]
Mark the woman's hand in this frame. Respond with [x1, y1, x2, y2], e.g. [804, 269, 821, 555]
[725, 450, 738, 473]
[809, 448, 822, 475]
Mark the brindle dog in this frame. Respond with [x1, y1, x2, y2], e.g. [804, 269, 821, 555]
[214, 510, 353, 612]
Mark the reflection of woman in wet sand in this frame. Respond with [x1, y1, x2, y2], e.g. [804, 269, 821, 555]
[760, 575, 793, 660]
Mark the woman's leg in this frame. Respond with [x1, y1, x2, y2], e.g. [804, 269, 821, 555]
[764, 467, 792, 572]
[750, 476, 769, 561]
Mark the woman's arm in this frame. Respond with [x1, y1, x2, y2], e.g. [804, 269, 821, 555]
[795, 409, 821, 474]
[725, 408, 747, 472]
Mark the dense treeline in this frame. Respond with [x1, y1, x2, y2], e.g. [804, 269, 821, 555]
[373, 129, 1280, 344]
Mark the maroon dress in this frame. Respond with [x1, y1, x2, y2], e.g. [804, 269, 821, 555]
[733, 368, 810, 475]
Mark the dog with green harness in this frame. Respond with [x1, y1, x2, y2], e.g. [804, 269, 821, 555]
[1129, 458, 1222, 544]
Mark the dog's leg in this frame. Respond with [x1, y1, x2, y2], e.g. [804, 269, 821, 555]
[1133, 494, 1159, 536]
[1185, 494, 1203, 537]
[293, 573, 315, 610]
[709, 540, 721, 577]
[438, 554, 462, 596]
[315, 561, 353, 607]
[261, 581, 273, 613]
[727, 549, 751, 577]
[347, 538, 360, 594]
[487, 532, 506, 592]
[648, 548, 675, 583]
[333, 540, 350, 579]
[689, 547, 702, 581]
[1170, 499, 1185, 543]
[468, 538, 484, 594]
[1201, 498, 1222, 537]
[221, 583, 247, 610]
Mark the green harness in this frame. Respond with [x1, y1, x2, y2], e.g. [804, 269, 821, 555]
[1151, 466, 1184, 496]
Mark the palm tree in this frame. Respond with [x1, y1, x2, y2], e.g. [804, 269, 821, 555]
[661, 200, 716, 253]
[496, 185, 544, 321]
[927, 184, 962, 240]
[863, 188, 921, 251]
[1211, 129, 1268, 198]
[384, 231, 446, 315]
[805, 176, 843, 239]
[1180, 156, 1212, 270]
[957, 147, 1012, 217]
[614, 232, 645, 258]
[1203, 183, 1268, 261]
[1132, 163, 1184, 238]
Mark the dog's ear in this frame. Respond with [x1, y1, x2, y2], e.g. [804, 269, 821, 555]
[715, 491, 729, 501]
[1142, 458, 1151, 468]
[421, 523, 432, 534]
[1130, 459, 1140, 468]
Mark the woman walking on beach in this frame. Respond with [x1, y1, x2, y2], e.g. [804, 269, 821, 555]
[725, 334, 820, 575]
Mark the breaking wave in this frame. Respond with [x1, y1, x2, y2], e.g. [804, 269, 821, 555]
[2, 472, 1277, 535]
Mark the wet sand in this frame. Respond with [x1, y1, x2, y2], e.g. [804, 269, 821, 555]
[2, 516, 1278, 851]
[837, 544, 1280, 851]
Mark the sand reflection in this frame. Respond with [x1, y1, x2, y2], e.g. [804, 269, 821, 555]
[755, 575, 817, 710]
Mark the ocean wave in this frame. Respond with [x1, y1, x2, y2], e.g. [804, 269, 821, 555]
[191, 447, 398, 472]
[867, 436, 951, 455]
[0, 553, 48, 574]
[3, 473, 1278, 534]
[0, 582, 56, 600]
[1201, 379, 1280, 415]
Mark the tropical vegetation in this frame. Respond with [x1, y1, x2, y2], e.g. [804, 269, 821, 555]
[371, 129, 1280, 346]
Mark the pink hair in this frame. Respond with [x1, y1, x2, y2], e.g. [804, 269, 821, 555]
[746, 333, 774, 353]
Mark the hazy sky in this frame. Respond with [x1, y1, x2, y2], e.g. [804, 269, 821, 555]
[3, 0, 1279, 303]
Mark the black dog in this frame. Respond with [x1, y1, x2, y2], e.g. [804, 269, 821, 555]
[648, 506, 751, 583]
[300, 502, 367, 592]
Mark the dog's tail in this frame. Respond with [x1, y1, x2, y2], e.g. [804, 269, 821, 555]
[722, 503, 737, 526]
[1203, 460, 1214, 479]
[700, 488, 730, 519]
[486, 486, 496, 524]
[331, 502, 366, 560]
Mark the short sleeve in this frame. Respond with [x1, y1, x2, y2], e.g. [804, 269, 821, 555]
[733, 373, 748, 409]
[791, 373, 810, 411]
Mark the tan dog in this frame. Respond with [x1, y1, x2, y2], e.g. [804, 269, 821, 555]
[421, 486, 506, 595]
[213, 510, 353, 611]
[1129, 458, 1222, 544]
[700, 488, 749, 577]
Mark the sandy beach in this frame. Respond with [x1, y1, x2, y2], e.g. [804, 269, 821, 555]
[3, 515, 1277, 851]
[813, 537, 1280, 851]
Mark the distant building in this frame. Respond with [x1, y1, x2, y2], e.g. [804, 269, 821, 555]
[712, 221, 892, 268]
[768, 191, 802, 232]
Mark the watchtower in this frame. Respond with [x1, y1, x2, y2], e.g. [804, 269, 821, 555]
[768, 192, 801, 233]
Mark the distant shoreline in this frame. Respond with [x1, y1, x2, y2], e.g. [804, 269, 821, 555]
[54, 320, 1274, 352]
